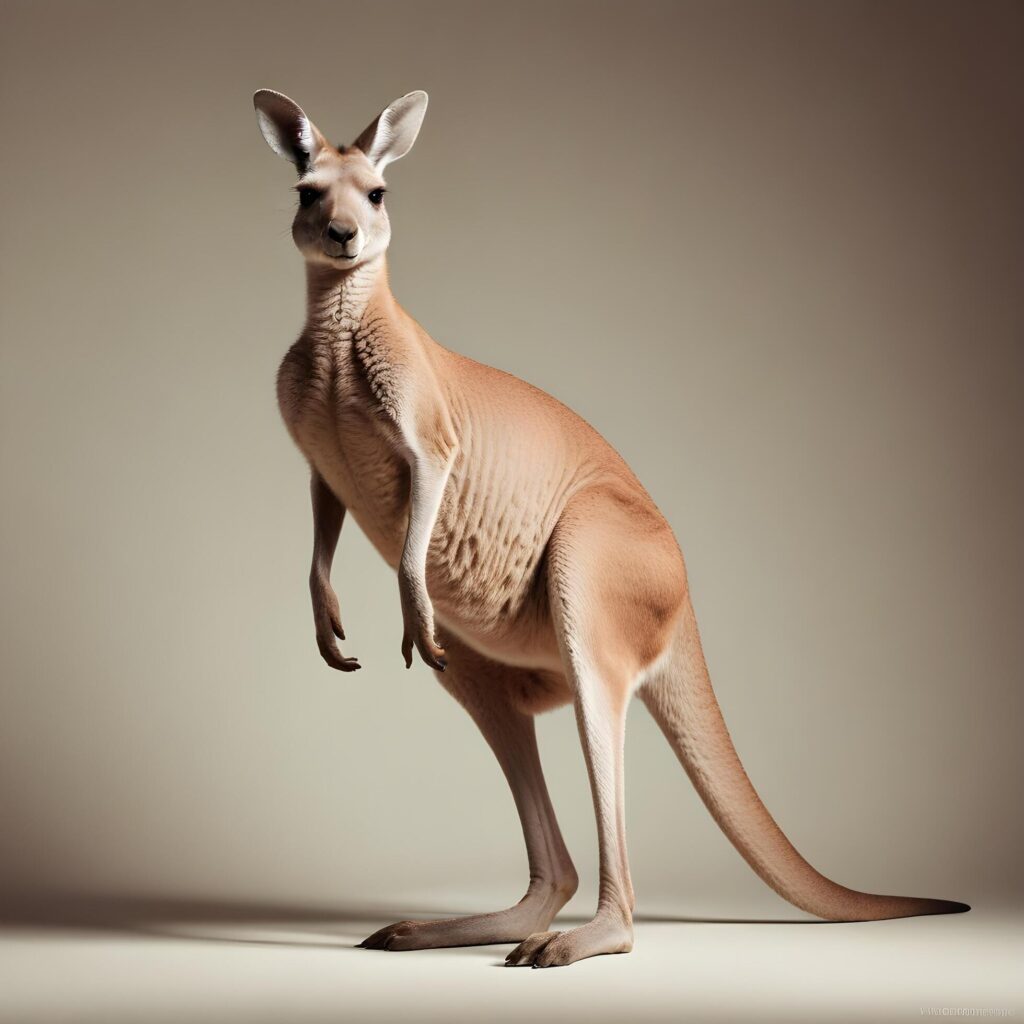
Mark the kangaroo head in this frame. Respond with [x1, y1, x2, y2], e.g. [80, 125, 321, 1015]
[253, 89, 428, 270]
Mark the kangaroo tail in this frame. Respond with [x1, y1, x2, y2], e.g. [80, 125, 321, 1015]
[638, 594, 969, 921]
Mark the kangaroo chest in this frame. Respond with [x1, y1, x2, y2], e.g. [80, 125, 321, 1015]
[278, 331, 410, 567]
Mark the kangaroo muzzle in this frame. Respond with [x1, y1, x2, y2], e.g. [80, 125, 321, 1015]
[323, 220, 359, 259]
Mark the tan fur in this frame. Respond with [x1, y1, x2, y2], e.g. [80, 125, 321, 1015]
[255, 90, 968, 968]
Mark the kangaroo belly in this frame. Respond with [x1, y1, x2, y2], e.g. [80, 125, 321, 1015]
[426, 425, 576, 671]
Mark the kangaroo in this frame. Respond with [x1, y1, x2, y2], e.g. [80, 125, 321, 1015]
[253, 88, 968, 968]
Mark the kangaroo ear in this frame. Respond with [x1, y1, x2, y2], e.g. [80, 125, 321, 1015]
[353, 91, 428, 171]
[253, 89, 326, 171]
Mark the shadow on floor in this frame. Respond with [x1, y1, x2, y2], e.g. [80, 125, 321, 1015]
[0, 894, 823, 951]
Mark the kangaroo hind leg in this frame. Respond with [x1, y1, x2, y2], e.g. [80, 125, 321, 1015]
[359, 637, 578, 951]
[506, 484, 686, 968]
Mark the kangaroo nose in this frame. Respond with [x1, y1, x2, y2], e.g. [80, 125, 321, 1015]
[327, 222, 357, 245]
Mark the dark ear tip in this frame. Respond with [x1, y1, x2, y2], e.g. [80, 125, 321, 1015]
[254, 88, 299, 113]
[253, 89, 275, 111]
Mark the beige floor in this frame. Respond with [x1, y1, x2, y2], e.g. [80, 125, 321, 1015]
[1, 899, 1019, 1024]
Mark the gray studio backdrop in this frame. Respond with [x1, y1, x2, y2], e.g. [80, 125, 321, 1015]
[1, 0, 1021, 919]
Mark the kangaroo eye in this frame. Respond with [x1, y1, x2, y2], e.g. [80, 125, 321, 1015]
[367, 188, 385, 206]
[298, 187, 320, 209]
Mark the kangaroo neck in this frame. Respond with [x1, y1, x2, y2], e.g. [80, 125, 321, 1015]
[304, 255, 392, 339]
